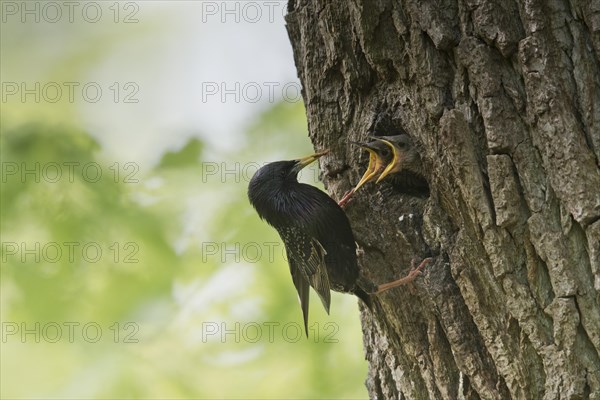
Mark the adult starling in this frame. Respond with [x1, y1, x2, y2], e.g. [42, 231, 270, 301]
[248, 150, 371, 334]
[338, 140, 392, 207]
[248, 150, 430, 334]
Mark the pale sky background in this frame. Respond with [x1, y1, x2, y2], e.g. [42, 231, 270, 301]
[1, 1, 300, 165]
[76, 1, 300, 166]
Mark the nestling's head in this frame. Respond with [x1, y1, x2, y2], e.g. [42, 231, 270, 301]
[370, 134, 422, 182]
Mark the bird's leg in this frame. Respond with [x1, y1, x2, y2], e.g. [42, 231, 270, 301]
[338, 188, 355, 208]
[375, 257, 432, 294]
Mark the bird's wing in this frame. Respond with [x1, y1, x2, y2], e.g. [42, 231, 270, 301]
[305, 238, 331, 314]
[288, 257, 310, 336]
[280, 227, 331, 315]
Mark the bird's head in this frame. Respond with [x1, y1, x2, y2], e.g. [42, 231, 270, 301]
[351, 140, 393, 163]
[250, 149, 329, 185]
[248, 150, 329, 218]
[370, 134, 422, 183]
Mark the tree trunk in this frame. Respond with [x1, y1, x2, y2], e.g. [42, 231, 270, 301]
[285, 1, 600, 398]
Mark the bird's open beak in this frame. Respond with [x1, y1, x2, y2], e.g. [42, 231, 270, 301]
[293, 149, 330, 172]
[352, 146, 381, 191]
[372, 138, 402, 183]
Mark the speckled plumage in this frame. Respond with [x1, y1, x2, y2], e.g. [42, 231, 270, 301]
[248, 157, 371, 334]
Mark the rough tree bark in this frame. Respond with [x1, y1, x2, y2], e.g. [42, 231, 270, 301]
[285, 0, 600, 399]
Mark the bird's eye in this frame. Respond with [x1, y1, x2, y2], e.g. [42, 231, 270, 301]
[397, 142, 407, 148]
[381, 149, 389, 157]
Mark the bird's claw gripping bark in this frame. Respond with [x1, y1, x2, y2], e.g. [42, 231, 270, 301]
[375, 257, 432, 294]
[409, 257, 432, 278]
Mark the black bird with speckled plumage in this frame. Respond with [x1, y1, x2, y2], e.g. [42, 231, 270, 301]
[248, 151, 371, 334]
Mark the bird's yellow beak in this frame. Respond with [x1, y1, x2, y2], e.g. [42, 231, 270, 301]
[295, 149, 330, 169]
[375, 139, 401, 183]
[353, 147, 380, 191]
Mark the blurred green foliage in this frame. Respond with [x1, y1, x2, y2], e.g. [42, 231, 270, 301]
[1, 3, 367, 397]
[1, 101, 368, 399]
